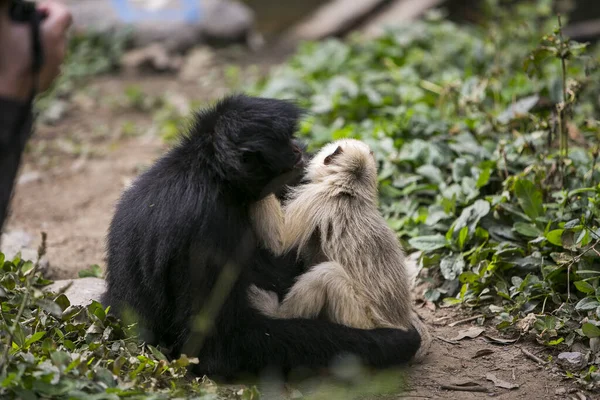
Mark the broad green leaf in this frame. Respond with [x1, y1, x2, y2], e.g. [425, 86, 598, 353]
[476, 164, 492, 188]
[449, 199, 491, 237]
[574, 281, 595, 295]
[576, 229, 590, 247]
[514, 179, 544, 221]
[408, 235, 448, 251]
[452, 158, 470, 182]
[575, 297, 600, 311]
[416, 164, 444, 184]
[545, 229, 564, 246]
[25, 331, 46, 347]
[78, 264, 103, 278]
[564, 219, 581, 229]
[423, 288, 441, 302]
[496, 95, 539, 124]
[440, 254, 466, 280]
[21, 261, 34, 275]
[12, 323, 26, 348]
[459, 271, 480, 284]
[37, 299, 63, 319]
[54, 294, 70, 311]
[582, 323, 600, 338]
[513, 222, 541, 238]
[148, 345, 168, 361]
[50, 350, 70, 367]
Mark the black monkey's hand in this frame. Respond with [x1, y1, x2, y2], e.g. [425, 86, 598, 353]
[265, 139, 311, 201]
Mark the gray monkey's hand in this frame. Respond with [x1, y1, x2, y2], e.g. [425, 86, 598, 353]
[247, 284, 280, 318]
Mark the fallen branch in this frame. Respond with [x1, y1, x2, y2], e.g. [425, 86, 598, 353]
[436, 335, 459, 345]
[520, 347, 547, 365]
[440, 384, 489, 393]
[448, 314, 484, 327]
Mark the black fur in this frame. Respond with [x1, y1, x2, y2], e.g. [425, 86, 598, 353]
[102, 94, 420, 378]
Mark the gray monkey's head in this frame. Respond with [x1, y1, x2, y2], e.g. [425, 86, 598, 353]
[304, 139, 378, 196]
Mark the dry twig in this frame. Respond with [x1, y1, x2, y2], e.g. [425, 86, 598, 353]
[520, 347, 547, 365]
[440, 384, 489, 393]
[448, 314, 484, 327]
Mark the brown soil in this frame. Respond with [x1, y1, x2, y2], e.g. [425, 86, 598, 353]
[4, 72, 593, 400]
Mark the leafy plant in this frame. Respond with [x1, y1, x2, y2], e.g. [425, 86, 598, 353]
[252, 0, 600, 388]
[0, 244, 257, 399]
[78, 264, 103, 278]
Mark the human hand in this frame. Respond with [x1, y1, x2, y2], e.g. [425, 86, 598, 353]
[0, 0, 72, 101]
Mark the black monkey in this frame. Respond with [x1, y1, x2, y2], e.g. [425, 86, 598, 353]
[101, 94, 421, 378]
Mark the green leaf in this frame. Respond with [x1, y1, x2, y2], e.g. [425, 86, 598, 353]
[416, 164, 444, 184]
[545, 229, 564, 246]
[476, 164, 492, 188]
[452, 158, 470, 182]
[496, 95, 539, 124]
[50, 350, 71, 367]
[78, 264, 103, 278]
[514, 179, 544, 221]
[547, 337, 564, 346]
[440, 254, 466, 281]
[575, 297, 600, 311]
[459, 271, 480, 284]
[574, 281, 595, 295]
[12, 323, 26, 348]
[21, 261, 34, 275]
[37, 299, 63, 319]
[449, 199, 490, 237]
[458, 226, 469, 250]
[54, 294, 70, 311]
[408, 235, 448, 251]
[582, 323, 600, 338]
[513, 222, 541, 238]
[148, 345, 168, 361]
[24, 331, 46, 347]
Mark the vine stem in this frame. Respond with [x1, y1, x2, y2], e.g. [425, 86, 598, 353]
[565, 238, 600, 302]
[0, 232, 47, 373]
[557, 14, 569, 186]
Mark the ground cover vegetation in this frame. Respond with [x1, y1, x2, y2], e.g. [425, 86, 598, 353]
[253, 0, 600, 388]
[1, 0, 600, 397]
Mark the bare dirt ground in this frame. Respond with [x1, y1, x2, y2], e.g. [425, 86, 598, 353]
[3, 71, 593, 399]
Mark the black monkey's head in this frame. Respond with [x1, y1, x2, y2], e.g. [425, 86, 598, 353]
[188, 94, 307, 200]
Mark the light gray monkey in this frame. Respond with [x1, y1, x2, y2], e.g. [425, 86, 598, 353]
[249, 139, 431, 362]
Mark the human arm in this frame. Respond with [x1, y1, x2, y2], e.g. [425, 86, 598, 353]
[0, 0, 72, 231]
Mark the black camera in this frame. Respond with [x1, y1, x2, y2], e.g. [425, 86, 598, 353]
[9, 0, 39, 22]
[7, 0, 45, 80]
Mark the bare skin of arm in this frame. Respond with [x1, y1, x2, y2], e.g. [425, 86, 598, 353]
[0, 0, 72, 231]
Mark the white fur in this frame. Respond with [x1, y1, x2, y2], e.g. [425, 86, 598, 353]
[249, 139, 431, 362]
[249, 194, 284, 255]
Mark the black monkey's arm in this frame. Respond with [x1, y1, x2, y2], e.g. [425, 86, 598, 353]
[250, 316, 421, 370]
[249, 248, 304, 299]
[196, 313, 421, 377]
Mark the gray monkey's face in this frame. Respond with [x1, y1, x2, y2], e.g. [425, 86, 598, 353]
[304, 139, 378, 185]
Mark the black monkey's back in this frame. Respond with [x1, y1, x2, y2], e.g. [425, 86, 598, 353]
[102, 94, 422, 378]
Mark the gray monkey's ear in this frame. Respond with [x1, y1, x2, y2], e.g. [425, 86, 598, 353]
[324, 146, 343, 165]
